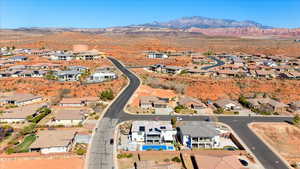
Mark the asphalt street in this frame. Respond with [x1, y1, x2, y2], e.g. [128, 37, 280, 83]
[87, 57, 292, 169]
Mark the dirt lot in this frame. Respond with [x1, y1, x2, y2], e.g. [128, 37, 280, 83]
[250, 122, 300, 165]
[132, 68, 300, 105]
[0, 154, 84, 169]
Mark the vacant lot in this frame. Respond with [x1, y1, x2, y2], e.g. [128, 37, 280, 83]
[250, 122, 300, 165]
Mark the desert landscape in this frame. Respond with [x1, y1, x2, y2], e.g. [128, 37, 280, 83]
[250, 123, 300, 166]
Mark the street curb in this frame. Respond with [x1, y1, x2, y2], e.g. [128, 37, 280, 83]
[84, 57, 131, 169]
[217, 122, 265, 169]
[248, 122, 292, 169]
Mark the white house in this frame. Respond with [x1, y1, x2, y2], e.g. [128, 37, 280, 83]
[87, 71, 117, 83]
[148, 52, 168, 59]
[178, 121, 220, 149]
[55, 70, 82, 81]
[29, 130, 76, 154]
[131, 121, 176, 144]
[50, 53, 74, 61]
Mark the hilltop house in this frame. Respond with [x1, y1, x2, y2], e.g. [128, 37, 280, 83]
[8, 56, 28, 62]
[161, 66, 184, 74]
[29, 130, 77, 154]
[76, 51, 102, 60]
[67, 66, 89, 72]
[131, 121, 176, 144]
[147, 52, 168, 59]
[50, 53, 74, 61]
[56, 70, 82, 81]
[178, 121, 220, 149]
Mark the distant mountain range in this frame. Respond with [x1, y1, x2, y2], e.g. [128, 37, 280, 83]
[138, 16, 272, 29]
[5, 16, 300, 38]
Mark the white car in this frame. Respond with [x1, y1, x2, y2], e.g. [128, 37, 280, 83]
[176, 117, 183, 121]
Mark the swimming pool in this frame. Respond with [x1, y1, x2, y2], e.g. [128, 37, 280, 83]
[141, 145, 175, 151]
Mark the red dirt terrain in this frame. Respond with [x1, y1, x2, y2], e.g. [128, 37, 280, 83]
[251, 123, 300, 165]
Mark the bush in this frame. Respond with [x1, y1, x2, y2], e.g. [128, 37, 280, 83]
[28, 108, 51, 123]
[76, 147, 86, 155]
[117, 153, 133, 159]
[171, 156, 181, 163]
[99, 89, 114, 101]
[171, 117, 177, 126]
[5, 147, 16, 154]
[174, 105, 186, 113]
[20, 123, 36, 135]
[293, 114, 300, 125]
[238, 96, 251, 108]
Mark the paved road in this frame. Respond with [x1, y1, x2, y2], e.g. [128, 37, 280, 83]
[87, 57, 292, 169]
[201, 55, 225, 70]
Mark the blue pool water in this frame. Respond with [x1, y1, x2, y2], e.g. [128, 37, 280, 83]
[141, 145, 175, 151]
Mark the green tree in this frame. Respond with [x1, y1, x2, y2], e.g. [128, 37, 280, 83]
[171, 117, 177, 126]
[99, 89, 114, 101]
[293, 114, 300, 125]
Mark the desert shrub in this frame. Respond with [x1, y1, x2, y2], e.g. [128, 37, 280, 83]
[99, 89, 114, 101]
[171, 156, 181, 162]
[76, 147, 86, 155]
[171, 117, 177, 126]
[117, 153, 133, 159]
[293, 114, 300, 125]
[5, 147, 16, 154]
[174, 105, 186, 113]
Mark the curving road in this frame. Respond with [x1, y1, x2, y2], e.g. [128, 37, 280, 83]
[87, 57, 292, 169]
[201, 55, 225, 70]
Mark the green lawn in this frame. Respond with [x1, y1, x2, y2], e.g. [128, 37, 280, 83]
[15, 134, 36, 152]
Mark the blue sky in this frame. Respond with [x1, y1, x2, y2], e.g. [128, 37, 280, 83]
[1, 0, 299, 28]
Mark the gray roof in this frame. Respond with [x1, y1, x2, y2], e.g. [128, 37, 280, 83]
[57, 70, 82, 76]
[179, 121, 218, 138]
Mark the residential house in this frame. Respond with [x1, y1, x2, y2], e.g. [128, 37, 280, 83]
[248, 98, 288, 114]
[193, 154, 248, 169]
[255, 70, 276, 78]
[59, 97, 98, 107]
[8, 56, 28, 62]
[161, 66, 184, 74]
[56, 70, 82, 81]
[18, 70, 46, 78]
[76, 51, 102, 60]
[0, 93, 43, 106]
[50, 53, 74, 61]
[29, 130, 77, 154]
[49, 109, 89, 126]
[214, 99, 242, 111]
[149, 64, 165, 72]
[131, 121, 176, 144]
[147, 52, 168, 59]
[0, 103, 47, 123]
[139, 96, 169, 109]
[178, 121, 220, 149]
[178, 97, 207, 110]
[67, 66, 89, 72]
[87, 70, 117, 83]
